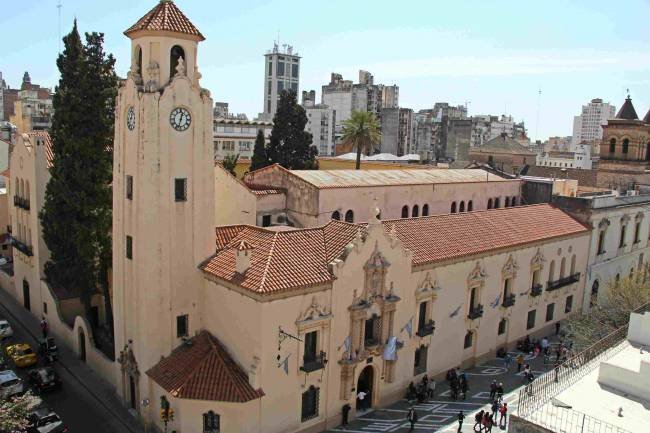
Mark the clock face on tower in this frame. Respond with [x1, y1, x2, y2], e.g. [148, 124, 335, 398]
[170, 107, 191, 132]
[126, 106, 135, 131]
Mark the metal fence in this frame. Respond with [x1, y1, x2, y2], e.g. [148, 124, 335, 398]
[524, 403, 631, 433]
[517, 302, 650, 417]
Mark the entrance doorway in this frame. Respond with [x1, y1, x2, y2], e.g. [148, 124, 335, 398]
[129, 376, 137, 409]
[22, 280, 30, 311]
[78, 328, 86, 362]
[356, 365, 374, 410]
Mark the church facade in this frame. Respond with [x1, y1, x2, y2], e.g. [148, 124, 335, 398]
[112, 3, 591, 433]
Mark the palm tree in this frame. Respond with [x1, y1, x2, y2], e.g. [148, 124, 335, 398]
[341, 110, 381, 169]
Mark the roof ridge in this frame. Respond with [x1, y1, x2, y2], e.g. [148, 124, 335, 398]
[257, 231, 279, 292]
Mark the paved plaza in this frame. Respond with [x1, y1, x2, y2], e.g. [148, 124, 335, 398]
[328, 341, 560, 433]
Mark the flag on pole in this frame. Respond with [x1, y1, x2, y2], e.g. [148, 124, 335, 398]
[278, 353, 291, 375]
[402, 317, 413, 338]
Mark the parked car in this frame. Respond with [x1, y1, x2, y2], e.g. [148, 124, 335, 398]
[0, 369, 26, 399]
[26, 408, 68, 433]
[5, 343, 38, 368]
[0, 257, 8, 265]
[28, 367, 61, 394]
[0, 319, 13, 339]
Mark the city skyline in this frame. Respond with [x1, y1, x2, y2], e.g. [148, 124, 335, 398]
[2, 0, 649, 141]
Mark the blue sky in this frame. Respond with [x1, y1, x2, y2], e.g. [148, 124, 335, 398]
[2, 0, 649, 141]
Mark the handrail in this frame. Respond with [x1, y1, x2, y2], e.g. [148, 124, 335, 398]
[525, 402, 632, 433]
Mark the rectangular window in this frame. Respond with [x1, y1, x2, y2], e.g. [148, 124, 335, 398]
[176, 314, 188, 338]
[262, 215, 271, 227]
[634, 222, 641, 244]
[277, 61, 285, 77]
[126, 175, 133, 200]
[597, 231, 605, 255]
[43, 302, 47, 314]
[620, 225, 626, 248]
[301, 386, 319, 422]
[364, 316, 378, 347]
[417, 301, 427, 333]
[291, 82, 298, 92]
[527, 310, 536, 330]
[126, 235, 133, 260]
[203, 411, 220, 433]
[292, 64, 299, 78]
[565, 295, 573, 313]
[268, 61, 272, 76]
[175, 178, 187, 202]
[277, 81, 284, 93]
[303, 331, 317, 364]
[413, 345, 427, 375]
[546, 303, 555, 322]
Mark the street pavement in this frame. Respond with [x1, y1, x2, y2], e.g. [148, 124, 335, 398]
[0, 288, 143, 433]
[327, 342, 559, 433]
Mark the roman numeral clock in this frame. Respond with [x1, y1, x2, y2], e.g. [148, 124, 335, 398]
[170, 107, 191, 131]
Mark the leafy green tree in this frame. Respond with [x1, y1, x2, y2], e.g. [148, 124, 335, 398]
[267, 90, 317, 170]
[40, 22, 117, 343]
[250, 129, 268, 171]
[0, 392, 40, 432]
[341, 110, 381, 169]
[222, 153, 240, 177]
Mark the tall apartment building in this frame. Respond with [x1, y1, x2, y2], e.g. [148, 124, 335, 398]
[379, 84, 399, 109]
[433, 102, 467, 120]
[471, 114, 527, 148]
[302, 90, 335, 156]
[259, 43, 300, 121]
[380, 107, 413, 156]
[412, 111, 438, 161]
[5, 72, 53, 132]
[215, 100, 271, 160]
[572, 98, 616, 152]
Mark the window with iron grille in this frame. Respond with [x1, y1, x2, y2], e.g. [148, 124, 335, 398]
[301, 386, 319, 422]
[126, 175, 133, 200]
[203, 410, 220, 433]
[176, 314, 188, 338]
[546, 303, 555, 322]
[497, 318, 507, 335]
[175, 178, 187, 202]
[126, 235, 133, 260]
[527, 309, 536, 330]
[463, 330, 473, 349]
[565, 295, 573, 313]
[413, 345, 427, 375]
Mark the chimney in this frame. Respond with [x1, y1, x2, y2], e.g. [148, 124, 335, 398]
[235, 240, 254, 274]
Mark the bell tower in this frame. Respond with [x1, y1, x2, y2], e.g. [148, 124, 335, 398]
[112, 0, 214, 411]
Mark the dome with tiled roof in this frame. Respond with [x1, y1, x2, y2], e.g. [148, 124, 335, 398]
[124, 0, 204, 41]
[615, 96, 639, 121]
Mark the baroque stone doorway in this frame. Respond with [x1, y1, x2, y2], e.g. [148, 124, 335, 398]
[356, 365, 374, 410]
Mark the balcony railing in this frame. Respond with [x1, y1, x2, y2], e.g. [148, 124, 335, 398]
[416, 320, 435, 337]
[300, 351, 327, 373]
[11, 237, 33, 257]
[13, 196, 30, 211]
[467, 304, 484, 320]
[502, 293, 516, 308]
[531, 283, 543, 297]
[547, 273, 581, 292]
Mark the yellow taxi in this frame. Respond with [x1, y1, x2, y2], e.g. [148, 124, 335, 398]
[5, 343, 38, 368]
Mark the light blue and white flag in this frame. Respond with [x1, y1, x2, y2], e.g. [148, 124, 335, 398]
[383, 336, 397, 361]
[278, 353, 291, 375]
[402, 317, 413, 338]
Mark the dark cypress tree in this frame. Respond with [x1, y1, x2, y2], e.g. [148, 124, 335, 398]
[267, 90, 318, 170]
[250, 129, 269, 171]
[40, 22, 117, 344]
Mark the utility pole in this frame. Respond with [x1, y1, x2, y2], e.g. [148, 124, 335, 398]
[57, 0, 62, 53]
[535, 87, 542, 143]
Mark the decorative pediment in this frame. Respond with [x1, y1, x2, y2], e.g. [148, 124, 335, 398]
[416, 272, 441, 301]
[530, 248, 545, 269]
[598, 218, 611, 229]
[502, 254, 519, 277]
[297, 296, 331, 325]
[467, 261, 487, 287]
[635, 212, 645, 221]
[364, 247, 390, 270]
[118, 341, 140, 378]
[621, 214, 631, 224]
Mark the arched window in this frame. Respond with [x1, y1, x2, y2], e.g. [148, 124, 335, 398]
[549, 260, 556, 282]
[170, 45, 185, 79]
[422, 204, 429, 216]
[203, 410, 220, 433]
[459, 201, 465, 212]
[134, 45, 142, 77]
[463, 330, 473, 349]
[331, 211, 340, 221]
[511, 196, 517, 206]
[467, 200, 473, 212]
[505, 197, 510, 207]
[570, 254, 576, 275]
[412, 205, 419, 218]
[345, 210, 354, 223]
[487, 198, 493, 209]
[494, 197, 500, 208]
[609, 138, 616, 154]
[560, 257, 566, 278]
[622, 138, 629, 154]
[402, 205, 409, 218]
[451, 202, 457, 213]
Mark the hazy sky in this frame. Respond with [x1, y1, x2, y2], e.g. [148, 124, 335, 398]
[2, 0, 649, 141]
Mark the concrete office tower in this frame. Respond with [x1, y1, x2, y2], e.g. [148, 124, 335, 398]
[380, 84, 399, 109]
[259, 42, 300, 121]
[572, 98, 616, 153]
[302, 90, 335, 156]
[380, 107, 413, 156]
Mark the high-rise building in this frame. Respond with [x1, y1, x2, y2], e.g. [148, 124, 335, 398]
[379, 84, 399, 109]
[259, 43, 300, 121]
[302, 90, 335, 156]
[412, 111, 438, 161]
[470, 114, 527, 148]
[380, 107, 413, 156]
[572, 98, 616, 151]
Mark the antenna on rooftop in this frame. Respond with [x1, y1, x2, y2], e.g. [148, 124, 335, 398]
[57, 0, 62, 53]
[535, 87, 542, 143]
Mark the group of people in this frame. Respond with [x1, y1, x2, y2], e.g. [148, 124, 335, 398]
[405, 374, 436, 403]
[446, 367, 470, 400]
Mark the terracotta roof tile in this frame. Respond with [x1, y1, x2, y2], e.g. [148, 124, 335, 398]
[146, 330, 264, 402]
[124, 0, 205, 40]
[203, 205, 588, 295]
[616, 96, 639, 120]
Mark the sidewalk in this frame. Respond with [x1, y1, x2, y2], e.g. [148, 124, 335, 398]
[0, 286, 143, 433]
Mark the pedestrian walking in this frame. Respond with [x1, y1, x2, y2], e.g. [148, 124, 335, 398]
[357, 390, 367, 411]
[523, 364, 531, 377]
[40, 317, 48, 338]
[491, 400, 499, 419]
[450, 379, 459, 401]
[499, 403, 508, 428]
[489, 380, 497, 400]
[407, 407, 418, 432]
[503, 353, 512, 370]
[457, 411, 465, 433]
[516, 353, 524, 372]
[474, 410, 484, 432]
[486, 413, 494, 433]
[482, 411, 490, 432]
[555, 321, 561, 335]
[460, 377, 469, 400]
[541, 337, 549, 355]
[496, 383, 504, 401]
[427, 378, 436, 398]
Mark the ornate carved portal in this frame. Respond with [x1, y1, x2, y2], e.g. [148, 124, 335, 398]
[118, 342, 140, 411]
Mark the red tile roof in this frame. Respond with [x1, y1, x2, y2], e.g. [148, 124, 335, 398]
[26, 131, 54, 169]
[146, 330, 264, 402]
[202, 204, 588, 295]
[124, 0, 205, 40]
